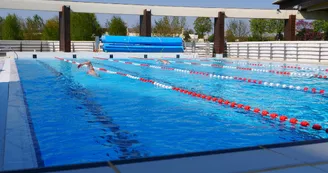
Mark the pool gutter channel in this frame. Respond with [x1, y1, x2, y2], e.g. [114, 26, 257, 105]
[1, 138, 328, 173]
[0, 58, 10, 171]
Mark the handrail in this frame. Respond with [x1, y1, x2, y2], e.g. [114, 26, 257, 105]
[0, 46, 18, 59]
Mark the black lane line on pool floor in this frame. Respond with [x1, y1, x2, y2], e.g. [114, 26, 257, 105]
[37, 60, 145, 160]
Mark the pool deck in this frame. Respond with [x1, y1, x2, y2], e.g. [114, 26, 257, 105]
[0, 56, 328, 173]
[0, 57, 38, 171]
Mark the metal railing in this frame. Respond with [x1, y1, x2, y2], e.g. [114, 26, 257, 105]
[0, 46, 18, 59]
[0, 40, 214, 57]
[184, 42, 214, 57]
[227, 41, 328, 62]
[0, 40, 97, 53]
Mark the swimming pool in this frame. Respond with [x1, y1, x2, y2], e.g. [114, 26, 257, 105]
[15, 57, 328, 168]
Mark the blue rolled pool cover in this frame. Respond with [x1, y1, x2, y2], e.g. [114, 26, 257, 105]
[102, 44, 184, 53]
[101, 35, 184, 52]
[100, 35, 183, 46]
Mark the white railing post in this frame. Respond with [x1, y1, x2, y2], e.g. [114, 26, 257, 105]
[257, 43, 260, 59]
[319, 43, 322, 62]
[72, 42, 75, 52]
[247, 43, 249, 59]
[237, 44, 240, 58]
[270, 43, 273, 60]
[296, 43, 299, 61]
[283, 43, 286, 61]
[228, 44, 231, 58]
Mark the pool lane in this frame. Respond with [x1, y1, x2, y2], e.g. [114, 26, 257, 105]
[93, 57, 326, 98]
[60, 58, 321, 139]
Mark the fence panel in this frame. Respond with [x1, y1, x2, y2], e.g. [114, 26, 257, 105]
[227, 41, 328, 62]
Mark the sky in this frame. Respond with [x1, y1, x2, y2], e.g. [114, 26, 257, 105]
[0, 0, 279, 28]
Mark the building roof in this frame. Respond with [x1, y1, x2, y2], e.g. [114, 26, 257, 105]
[273, 0, 328, 12]
[1, 0, 327, 20]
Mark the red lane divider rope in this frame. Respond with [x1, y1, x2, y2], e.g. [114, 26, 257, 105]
[93, 57, 326, 96]
[56, 57, 328, 134]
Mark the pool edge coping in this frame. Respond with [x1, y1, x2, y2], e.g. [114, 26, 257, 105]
[1, 138, 327, 173]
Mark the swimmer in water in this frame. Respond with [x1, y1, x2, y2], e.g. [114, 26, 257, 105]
[77, 61, 99, 77]
[158, 59, 170, 65]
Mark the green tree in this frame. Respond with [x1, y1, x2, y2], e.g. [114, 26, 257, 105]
[171, 16, 186, 36]
[226, 19, 249, 38]
[130, 22, 140, 34]
[2, 14, 22, 40]
[226, 19, 249, 41]
[153, 16, 185, 36]
[42, 17, 59, 40]
[250, 19, 268, 41]
[153, 16, 172, 36]
[23, 14, 44, 40]
[225, 29, 236, 42]
[183, 28, 194, 42]
[267, 19, 284, 40]
[193, 17, 212, 38]
[71, 12, 101, 41]
[208, 34, 214, 42]
[106, 16, 127, 36]
[0, 17, 3, 39]
[313, 20, 328, 40]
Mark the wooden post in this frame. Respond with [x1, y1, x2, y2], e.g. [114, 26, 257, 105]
[213, 12, 225, 54]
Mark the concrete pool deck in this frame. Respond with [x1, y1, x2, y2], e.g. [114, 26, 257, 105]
[0, 56, 328, 173]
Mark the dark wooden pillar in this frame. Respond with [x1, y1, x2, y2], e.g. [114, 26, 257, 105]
[60, 6, 71, 52]
[139, 15, 143, 35]
[59, 11, 62, 51]
[284, 15, 296, 41]
[214, 12, 225, 54]
[140, 9, 151, 37]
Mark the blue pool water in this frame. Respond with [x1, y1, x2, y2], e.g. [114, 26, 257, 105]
[16, 57, 328, 167]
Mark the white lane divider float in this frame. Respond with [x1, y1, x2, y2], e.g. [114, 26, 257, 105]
[129, 57, 328, 73]
[167, 60, 327, 79]
[54, 57, 173, 90]
[211, 59, 328, 73]
[93, 57, 326, 95]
